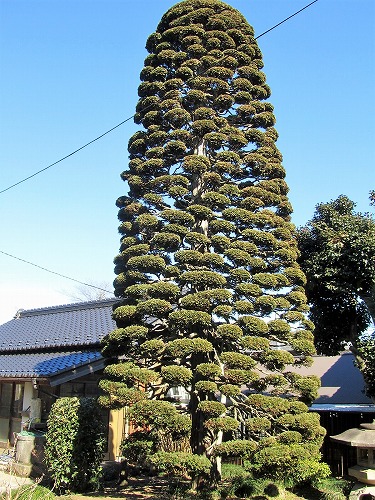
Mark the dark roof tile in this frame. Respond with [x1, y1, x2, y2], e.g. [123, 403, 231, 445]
[0, 298, 118, 352]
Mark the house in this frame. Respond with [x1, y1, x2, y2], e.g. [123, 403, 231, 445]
[289, 352, 375, 476]
[1, 297, 374, 474]
[0, 298, 127, 461]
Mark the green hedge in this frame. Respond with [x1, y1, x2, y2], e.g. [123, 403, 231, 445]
[44, 397, 106, 494]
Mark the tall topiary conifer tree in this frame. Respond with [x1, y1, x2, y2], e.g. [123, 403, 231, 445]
[100, 0, 327, 486]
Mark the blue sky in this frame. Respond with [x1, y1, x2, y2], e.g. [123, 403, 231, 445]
[0, 0, 374, 323]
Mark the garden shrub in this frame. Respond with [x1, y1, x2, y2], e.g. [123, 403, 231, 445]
[264, 482, 280, 497]
[150, 451, 211, 480]
[120, 430, 156, 470]
[247, 443, 331, 488]
[310, 477, 355, 500]
[44, 397, 106, 494]
[221, 462, 247, 481]
[232, 477, 262, 498]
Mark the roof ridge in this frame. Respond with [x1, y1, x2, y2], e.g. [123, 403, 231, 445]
[16, 297, 118, 318]
[1, 343, 101, 354]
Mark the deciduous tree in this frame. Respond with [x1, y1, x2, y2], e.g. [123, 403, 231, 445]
[298, 195, 375, 354]
[298, 195, 375, 398]
[100, 0, 325, 486]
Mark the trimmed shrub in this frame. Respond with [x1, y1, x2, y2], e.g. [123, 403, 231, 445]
[44, 397, 106, 494]
[150, 451, 211, 479]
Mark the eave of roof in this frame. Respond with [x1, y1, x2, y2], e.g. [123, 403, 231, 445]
[311, 404, 375, 413]
[0, 350, 103, 379]
[331, 427, 375, 447]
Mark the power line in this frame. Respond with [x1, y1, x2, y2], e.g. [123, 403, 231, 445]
[0, 119, 131, 195]
[0, 250, 114, 294]
[0, 1, 320, 296]
[255, 0, 319, 40]
[0, 0, 319, 196]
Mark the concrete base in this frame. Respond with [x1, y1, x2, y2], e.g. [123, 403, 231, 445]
[11, 462, 33, 478]
[12, 433, 46, 478]
[0, 454, 14, 472]
[349, 482, 375, 499]
[349, 465, 375, 486]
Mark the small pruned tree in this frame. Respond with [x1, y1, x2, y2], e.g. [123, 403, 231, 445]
[100, 0, 326, 488]
[45, 397, 106, 494]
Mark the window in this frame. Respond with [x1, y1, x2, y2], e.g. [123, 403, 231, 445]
[59, 381, 100, 398]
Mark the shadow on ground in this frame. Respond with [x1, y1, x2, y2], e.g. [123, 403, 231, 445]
[66, 476, 170, 500]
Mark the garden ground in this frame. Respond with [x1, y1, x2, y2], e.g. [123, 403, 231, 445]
[0, 468, 32, 495]
[0, 468, 351, 499]
[63, 476, 324, 500]
[66, 476, 170, 499]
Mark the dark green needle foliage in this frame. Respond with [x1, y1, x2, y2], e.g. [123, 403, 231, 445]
[100, 0, 327, 486]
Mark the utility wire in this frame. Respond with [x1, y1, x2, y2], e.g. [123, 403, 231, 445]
[255, 0, 319, 40]
[0, 250, 114, 294]
[0, 0, 319, 196]
[0, 119, 131, 195]
[0, 0, 319, 295]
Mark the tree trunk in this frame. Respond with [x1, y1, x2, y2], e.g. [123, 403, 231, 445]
[190, 390, 206, 456]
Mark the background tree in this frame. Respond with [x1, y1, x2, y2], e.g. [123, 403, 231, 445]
[100, 0, 326, 487]
[67, 282, 114, 302]
[356, 333, 375, 399]
[297, 195, 375, 354]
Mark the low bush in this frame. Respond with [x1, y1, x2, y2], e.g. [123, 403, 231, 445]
[120, 430, 156, 470]
[246, 443, 331, 488]
[310, 476, 354, 500]
[221, 462, 247, 481]
[150, 451, 211, 479]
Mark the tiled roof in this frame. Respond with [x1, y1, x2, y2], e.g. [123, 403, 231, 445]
[288, 352, 373, 405]
[0, 350, 102, 378]
[0, 298, 118, 352]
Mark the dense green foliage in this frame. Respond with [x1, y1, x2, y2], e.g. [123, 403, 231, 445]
[44, 397, 106, 494]
[101, 0, 326, 486]
[220, 464, 348, 500]
[356, 334, 375, 398]
[297, 196, 375, 352]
